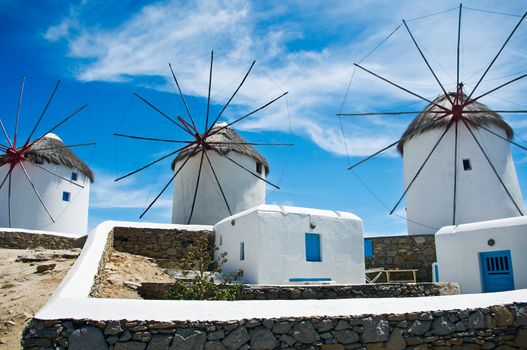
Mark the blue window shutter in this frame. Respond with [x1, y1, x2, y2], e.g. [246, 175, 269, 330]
[364, 239, 373, 258]
[62, 191, 71, 202]
[305, 233, 321, 262]
[240, 242, 245, 261]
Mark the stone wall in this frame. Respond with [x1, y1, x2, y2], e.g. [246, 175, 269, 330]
[22, 303, 527, 349]
[112, 226, 214, 268]
[90, 230, 115, 298]
[365, 235, 436, 282]
[0, 231, 86, 250]
[139, 282, 460, 300]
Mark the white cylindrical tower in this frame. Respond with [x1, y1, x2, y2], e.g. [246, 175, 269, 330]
[400, 94, 524, 235]
[172, 122, 268, 225]
[0, 133, 93, 235]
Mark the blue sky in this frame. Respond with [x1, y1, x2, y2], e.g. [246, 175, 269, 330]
[0, 0, 526, 236]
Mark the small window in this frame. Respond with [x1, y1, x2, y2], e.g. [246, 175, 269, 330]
[240, 242, 245, 261]
[463, 159, 472, 171]
[62, 191, 71, 202]
[256, 162, 263, 175]
[219, 235, 223, 246]
[71, 172, 78, 181]
[305, 233, 321, 262]
[364, 239, 373, 258]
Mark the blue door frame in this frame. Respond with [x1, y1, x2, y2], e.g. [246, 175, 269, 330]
[479, 250, 515, 293]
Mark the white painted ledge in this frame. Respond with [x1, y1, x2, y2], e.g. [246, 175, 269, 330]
[35, 220, 527, 322]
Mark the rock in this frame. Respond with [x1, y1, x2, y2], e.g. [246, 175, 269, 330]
[115, 342, 147, 350]
[332, 329, 359, 344]
[432, 316, 456, 335]
[0, 338, 5, 344]
[385, 328, 406, 350]
[21, 337, 52, 348]
[317, 319, 335, 332]
[408, 320, 431, 335]
[222, 327, 250, 350]
[250, 326, 279, 349]
[124, 280, 142, 290]
[147, 335, 173, 350]
[68, 326, 108, 350]
[414, 237, 426, 244]
[467, 311, 485, 329]
[13, 312, 32, 323]
[170, 332, 206, 350]
[205, 341, 227, 350]
[278, 334, 296, 346]
[334, 320, 351, 330]
[207, 330, 225, 340]
[292, 321, 320, 344]
[514, 305, 527, 326]
[36, 263, 56, 273]
[245, 320, 260, 328]
[16, 254, 50, 262]
[514, 328, 527, 348]
[262, 319, 274, 329]
[492, 305, 513, 327]
[104, 320, 123, 335]
[120, 329, 133, 341]
[134, 331, 153, 342]
[272, 321, 293, 334]
[361, 317, 390, 343]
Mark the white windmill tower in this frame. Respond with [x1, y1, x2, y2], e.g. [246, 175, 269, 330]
[171, 121, 269, 225]
[398, 93, 524, 235]
[0, 78, 94, 235]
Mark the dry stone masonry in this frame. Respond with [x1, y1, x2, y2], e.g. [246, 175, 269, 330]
[365, 235, 436, 282]
[0, 230, 86, 250]
[22, 302, 527, 349]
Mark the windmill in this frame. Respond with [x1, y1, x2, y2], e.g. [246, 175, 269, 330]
[338, 5, 527, 234]
[114, 51, 291, 224]
[0, 78, 95, 234]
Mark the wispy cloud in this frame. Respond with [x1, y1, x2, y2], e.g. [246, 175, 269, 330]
[45, 0, 527, 158]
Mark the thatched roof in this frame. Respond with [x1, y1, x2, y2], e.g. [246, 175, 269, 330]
[25, 133, 94, 182]
[397, 93, 513, 154]
[171, 123, 269, 174]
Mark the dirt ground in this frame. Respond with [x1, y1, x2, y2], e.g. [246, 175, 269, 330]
[0, 248, 80, 350]
[99, 250, 173, 299]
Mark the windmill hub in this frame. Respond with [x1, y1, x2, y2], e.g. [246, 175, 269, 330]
[452, 104, 463, 120]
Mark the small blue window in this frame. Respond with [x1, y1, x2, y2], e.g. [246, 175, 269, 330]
[305, 233, 321, 262]
[219, 235, 223, 246]
[240, 242, 245, 261]
[62, 191, 71, 202]
[71, 172, 78, 181]
[364, 239, 373, 258]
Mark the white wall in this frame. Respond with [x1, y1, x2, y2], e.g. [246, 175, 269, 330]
[435, 216, 527, 294]
[0, 162, 90, 235]
[172, 151, 265, 225]
[403, 123, 524, 235]
[215, 205, 365, 285]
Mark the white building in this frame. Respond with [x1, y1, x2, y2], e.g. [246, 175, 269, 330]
[399, 94, 524, 235]
[214, 204, 365, 285]
[172, 122, 267, 225]
[435, 216, 527, 294]
[0, 133, 93, 235]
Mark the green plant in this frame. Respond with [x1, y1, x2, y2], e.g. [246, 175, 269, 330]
[166, 235, 244, 300]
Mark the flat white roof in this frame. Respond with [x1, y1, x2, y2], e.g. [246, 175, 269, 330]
[215, 204, 361, 226]
[437, 215, 527, 235]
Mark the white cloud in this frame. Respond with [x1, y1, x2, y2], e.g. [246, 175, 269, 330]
[46, 0, 527, 157]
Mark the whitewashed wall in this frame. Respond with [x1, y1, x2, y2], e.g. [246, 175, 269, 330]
[403, 123, 524, 235]
[0, 162, 90, 235]
[435, 216, 527, 294]
[214, 205, 365, 285]
[172, 151, 266, 225]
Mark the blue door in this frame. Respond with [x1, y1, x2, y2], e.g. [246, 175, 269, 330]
[480, 250, 515, 293]
[305, 233, 321, 262]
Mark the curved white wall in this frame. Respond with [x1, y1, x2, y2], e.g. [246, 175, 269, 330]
[172, 151, 266, 225]
[0, 162, 90, 235]
[403, 123, 524, 235]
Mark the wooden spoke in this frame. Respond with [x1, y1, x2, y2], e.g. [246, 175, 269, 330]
[168, 63, 198, 133]
[390, 118, 455, 215]
[29, 142, 96, 152]
[207, 60, 256, 133]
[464, 74, 527, 107]
[348, 139, 400, 170]
[208, 141, 293, 146]
[8, 172, 12, 228]
[115, 143, 195, 182]
[205, 50, 213, 131]
[14, 77, 25, 146]
[466, 10, 527, 101]
[0, 170, 10, 191]
[113, 133, 191, 143]
[462, 119, 524, 215]
[20, 162, 55, 223]
[452, 120, 459, 225]
[338, 111, 444, 117]
[403, 20, 453, 105]
[25, 80, 61, 146]
[0, 119, 13, 148]
[456, 4, 462, 90]
[218, 150, 280, 189]
[139, 145, 199, 219]
[203, 149, 232, 216]
[25, 159, 84, 188]
[462, 117, 527, 152]
[187, 150, 206, 224]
